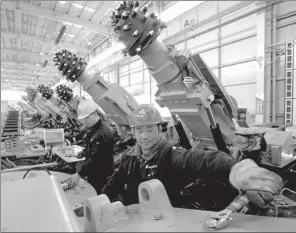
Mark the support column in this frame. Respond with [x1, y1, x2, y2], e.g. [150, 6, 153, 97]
[293, 39, 296, 125]
[264, 7, 273, 124]
[217, 2, 222, 81]
[256, 5, 267, 124]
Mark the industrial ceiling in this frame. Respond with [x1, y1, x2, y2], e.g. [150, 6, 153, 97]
[1, 1, 121, 91]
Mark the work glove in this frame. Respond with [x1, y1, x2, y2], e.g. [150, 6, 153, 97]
[60, 173, 81, 189]
[229, 159, 283, 208]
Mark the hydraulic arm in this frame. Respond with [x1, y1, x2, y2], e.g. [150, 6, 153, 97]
[108, 1, 236, 152]
[53, 52, 193, 149]
[53, 50, 139, 126]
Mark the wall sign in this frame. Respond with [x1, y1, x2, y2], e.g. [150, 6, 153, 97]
[181, 12, 197, 29]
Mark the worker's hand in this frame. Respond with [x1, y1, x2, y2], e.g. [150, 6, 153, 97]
[183, 76, 197, 89]
[230, 159, 283, 208]
[60, 173, 81, 189]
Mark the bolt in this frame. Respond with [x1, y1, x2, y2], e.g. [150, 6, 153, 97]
[141, 15, 146, 23]
[131, 10, 137, 18]
[121, 11, 129, 20]
[153, 209, 163, 220]
[128, 1, 134, 8]
[115, 10, 121, 18]
[142, 6, 148, 14]
[123, 25, 129, 31]
[148, 30, 154, 36]
[115, 25, 121, 31]
[135, 47, 142, 53]
[207, 95, 215, 102]
[132, 30, 139, 37]
[149, 13, 155, 18]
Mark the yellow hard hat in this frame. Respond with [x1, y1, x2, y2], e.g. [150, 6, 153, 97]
[77, 98, 98, 120]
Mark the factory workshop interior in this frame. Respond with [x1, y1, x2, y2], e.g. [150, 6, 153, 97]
[1, 0, 296, 232]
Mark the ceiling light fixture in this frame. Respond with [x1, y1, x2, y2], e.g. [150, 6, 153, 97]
[40, 52, 44, 55]
[55, 25, 67, 45]
[73, 3, 83, 9]
[85, 7, 95, 12]
[64, 22, 83, 29]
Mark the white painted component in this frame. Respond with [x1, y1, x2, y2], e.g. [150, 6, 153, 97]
[84, 179, 296, 232]
[1, 175, 82, 232]
[255, 9, 266, 125]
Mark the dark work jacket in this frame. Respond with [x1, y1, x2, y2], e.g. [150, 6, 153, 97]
[78, 120, 115, 194]
[102, 143, 237, 207]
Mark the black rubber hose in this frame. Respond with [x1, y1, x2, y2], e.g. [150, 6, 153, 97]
[22, 167, 51, 179]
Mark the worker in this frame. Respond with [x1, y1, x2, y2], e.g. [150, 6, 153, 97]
[102, 104, 283, 208]
[61, 98, 115, 194]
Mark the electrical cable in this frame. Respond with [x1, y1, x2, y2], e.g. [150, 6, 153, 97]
[247, 136, 258, 151]
[22, 167, 51, 179]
